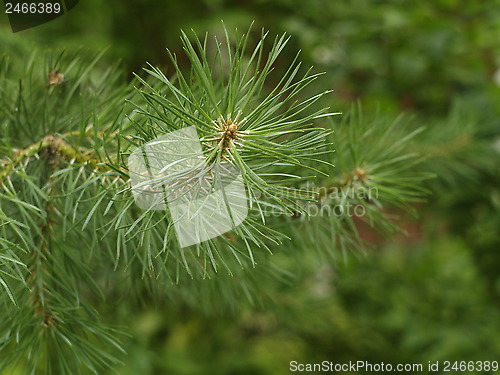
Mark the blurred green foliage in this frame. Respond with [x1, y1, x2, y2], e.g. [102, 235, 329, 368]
[4, 0, 500, 113]
[1, 0, 499, 373]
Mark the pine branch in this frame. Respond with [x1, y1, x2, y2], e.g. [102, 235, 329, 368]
[283, 107, 434, 259]
[0, 48, 130, 374]
[0, 25, 435, 374]
[85, 24, 339, 279]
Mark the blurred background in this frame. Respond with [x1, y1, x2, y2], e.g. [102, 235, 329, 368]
[1, 0, 500, 373]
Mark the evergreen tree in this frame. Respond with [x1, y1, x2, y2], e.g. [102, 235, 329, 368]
[0, 26, 430, 374]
